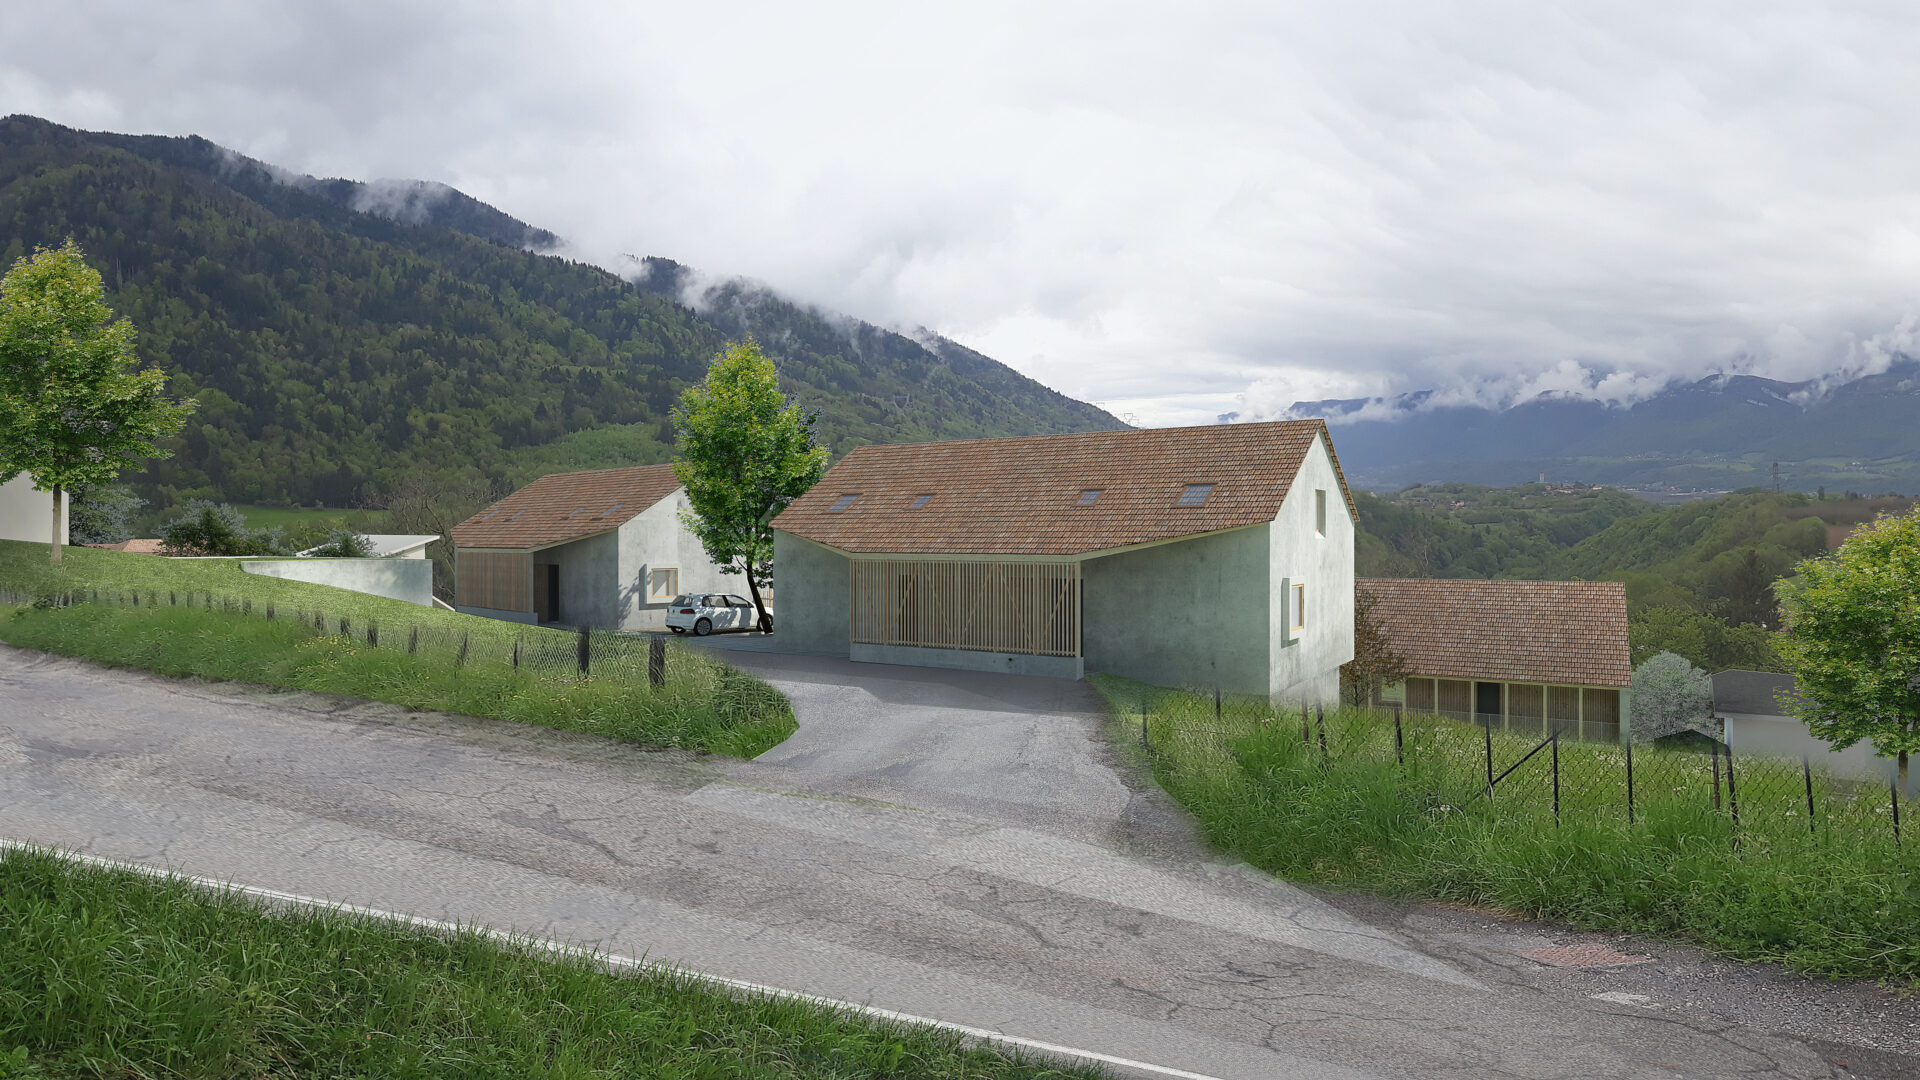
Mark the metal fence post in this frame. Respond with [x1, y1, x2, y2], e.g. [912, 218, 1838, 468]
[1625, 741, 1636, 825]
[1803, 757, 1816, 836]
[509, 637, 518, 668]
[1141, 698, 1150, 751]
[1483, 715, 1495, 797]
[1725, 739, 1741, 846]
[648, 635, 666, 687]
[1300, 704, 1311, 746]
[456, 633, 469, 667]
[1551, 732, 1561, 827]
[1214, 686, 1222, 722]
[1711, 741, 1723, 811]
[1393, 704, 1404, 765]
[1315, 704, 1329, 764]
[1894, 776, 1903, 844]
[577, 626, 591, 675]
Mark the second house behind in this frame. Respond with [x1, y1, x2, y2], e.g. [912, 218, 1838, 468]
[450, 464, 750, 630]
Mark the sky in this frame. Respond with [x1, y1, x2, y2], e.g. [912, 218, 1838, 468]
[7, 2, 1920, 426]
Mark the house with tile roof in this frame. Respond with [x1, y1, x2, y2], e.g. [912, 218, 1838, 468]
[1359, 577, 1633, 742]
[451, 464, 749, 629]
[770, 420, 1356, 703]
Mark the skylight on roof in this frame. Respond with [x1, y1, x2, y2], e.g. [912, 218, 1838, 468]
[1176, 484, 1214, 507]
[480, 509, 500, 521]
[599, 503, 623, 517]
[510, 509, 527, 520]
[827, 494, 859, 512]
[1077, 489, 1102, 506]
[566, 506, 586, 518]
[910, 494, 933, 509]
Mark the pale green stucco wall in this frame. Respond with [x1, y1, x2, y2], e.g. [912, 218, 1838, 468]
[772, 530, 850, 654]
[1268, 431, 1355, 706]
[612, 492, 751, 630]
[241, 558, 434, 607]
[1082, 524, 1274, 697]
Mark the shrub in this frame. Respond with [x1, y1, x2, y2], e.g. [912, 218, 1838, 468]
[160, 500, 287, 557]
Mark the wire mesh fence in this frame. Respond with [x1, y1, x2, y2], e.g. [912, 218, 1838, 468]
[0, 584, 686, 693]
[1131, 690, 1908, 849]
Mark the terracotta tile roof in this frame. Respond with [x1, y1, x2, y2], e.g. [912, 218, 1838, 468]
[773, 420, 1355, 556]
[452, 464, 681, 550]
[1360, 577, 1631, 688]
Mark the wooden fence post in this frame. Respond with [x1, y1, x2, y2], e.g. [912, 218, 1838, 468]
[648, 635, 666, 687]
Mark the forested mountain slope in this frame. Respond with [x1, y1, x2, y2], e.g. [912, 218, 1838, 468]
[0, 115, 1123, 507]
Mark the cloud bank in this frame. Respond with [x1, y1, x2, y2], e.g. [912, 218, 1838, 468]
[7, 1, 1920, 425]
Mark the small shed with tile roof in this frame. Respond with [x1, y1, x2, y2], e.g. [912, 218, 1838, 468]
[450, 464, 750, 629]
[771, 420, 1357, 702]
[1358, 577, 1633, 742]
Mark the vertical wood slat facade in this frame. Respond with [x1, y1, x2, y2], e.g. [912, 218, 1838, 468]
[850, 560, 1081, 657]
[456, 550, 532, 612]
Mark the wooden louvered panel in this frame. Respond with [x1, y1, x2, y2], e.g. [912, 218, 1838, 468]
[457, 550, 531, 612]
[850, 560, 1080, 657]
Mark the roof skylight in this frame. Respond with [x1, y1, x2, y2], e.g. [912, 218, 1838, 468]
[910, 494, 933, 509]
[827, 494, 860, 512]
[599, 503, 623, 517]
[1077, 489, 1102, 506]
[566, 506, 586, 518]
[1176, 484, 1214, 507]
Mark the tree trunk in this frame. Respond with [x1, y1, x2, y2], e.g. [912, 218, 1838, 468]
[49, 484, 62, 565]
[746, 575, 772, 633]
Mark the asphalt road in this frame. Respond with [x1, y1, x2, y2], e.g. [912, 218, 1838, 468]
[1, 645, 1911, 1079]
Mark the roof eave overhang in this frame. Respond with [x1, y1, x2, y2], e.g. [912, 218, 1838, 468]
[453, 525, 623, 554]
[773, 521, 1267, 562]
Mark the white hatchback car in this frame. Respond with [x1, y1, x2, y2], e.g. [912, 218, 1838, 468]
[665, 593, 765, 635]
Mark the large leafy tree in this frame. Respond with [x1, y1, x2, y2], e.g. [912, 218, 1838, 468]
[0, 240, 194, 563]
[1777, 506, 1920, 786]
[672, 339, 829, 632]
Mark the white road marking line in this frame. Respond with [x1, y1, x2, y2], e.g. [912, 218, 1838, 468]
[2, 839, 1230, 1080]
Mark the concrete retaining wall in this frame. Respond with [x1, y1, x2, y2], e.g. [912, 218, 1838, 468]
[241, 558, 434, 607]
[773, 531, 850, 655]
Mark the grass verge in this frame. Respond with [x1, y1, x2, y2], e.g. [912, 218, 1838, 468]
[0, 847, 1104, 1080]
[2, 601, 793, 758]
[1093, 674, 1920, 984]
[0, 540, 794, 757]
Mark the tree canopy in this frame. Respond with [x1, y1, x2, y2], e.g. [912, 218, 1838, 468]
[0, 239, 194, 562]
[1628, 651, 1713, 742]
[1777, 506, 1920, 783]
[672, 340, 829, 632]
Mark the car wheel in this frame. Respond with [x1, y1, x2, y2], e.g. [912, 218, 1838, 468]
[694, 617, 712, 636]
[760, 614, 774, 633]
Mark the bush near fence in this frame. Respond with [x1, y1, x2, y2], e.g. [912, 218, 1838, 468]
[1, 587, 795, 758]
[1095, 674, 1920, 982]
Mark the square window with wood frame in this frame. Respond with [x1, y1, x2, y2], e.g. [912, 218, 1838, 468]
[1292, 582, 1306, 630]
[649, 567, 678, 601]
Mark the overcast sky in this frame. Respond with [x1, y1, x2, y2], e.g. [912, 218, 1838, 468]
[7, 2, 1920, 425]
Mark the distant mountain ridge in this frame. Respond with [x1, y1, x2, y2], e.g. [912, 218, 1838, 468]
[1287, 362, 1920, 494]
[0, 115, 1124, 507]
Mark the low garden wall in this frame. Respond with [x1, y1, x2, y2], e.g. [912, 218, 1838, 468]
[241, 558, 433, 607]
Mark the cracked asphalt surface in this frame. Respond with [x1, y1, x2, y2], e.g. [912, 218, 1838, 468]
[2, 644, 1914, 1079]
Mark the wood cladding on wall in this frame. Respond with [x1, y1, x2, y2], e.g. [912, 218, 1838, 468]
[457, 550, 531, 612]
[850, 560, 1081, 657]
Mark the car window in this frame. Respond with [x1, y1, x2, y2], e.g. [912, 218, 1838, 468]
[726, 595, 751, 607]
[669, 595, 691, 606]
[705, 595, 723, 606]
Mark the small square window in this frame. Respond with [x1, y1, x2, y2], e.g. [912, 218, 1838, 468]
[649, 567, 678, 601]
[1315, 489, 1326, 535]
[910, 493, 933, 509]
[1176, 484, 1214, 507]
[827, 494, 859, 512]
[1292, 583, 1307, 630]
[1077, 489, 1102, 506]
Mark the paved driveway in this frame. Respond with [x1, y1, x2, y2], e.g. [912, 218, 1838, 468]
[1, 645, 1909, 1079]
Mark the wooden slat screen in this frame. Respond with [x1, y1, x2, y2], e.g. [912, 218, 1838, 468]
[850, 560, 1081, 657]
[457, 550, 531, 612]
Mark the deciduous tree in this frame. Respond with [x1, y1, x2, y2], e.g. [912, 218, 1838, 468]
[1341, 583, 1411, 707]
[1628, 651, 1713, 741]
[672, 340, 829, 632]
[0, 240, 194, 563]
[1777, 506, 1920, 785]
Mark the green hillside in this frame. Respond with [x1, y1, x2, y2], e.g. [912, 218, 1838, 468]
[0, 115, 1124, 509]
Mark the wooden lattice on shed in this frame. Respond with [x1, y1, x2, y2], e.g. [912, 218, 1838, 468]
[850, 560, 1081, 657]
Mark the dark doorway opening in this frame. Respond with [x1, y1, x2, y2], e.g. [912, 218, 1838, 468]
[1475, 681, 1502, 722]
[542, 564, 561, 623]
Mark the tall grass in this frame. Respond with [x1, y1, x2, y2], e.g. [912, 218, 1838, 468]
[0, 847, 1104, 1079]
[3, 601, 794, 758]
[1094, 675, 1920, 982]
